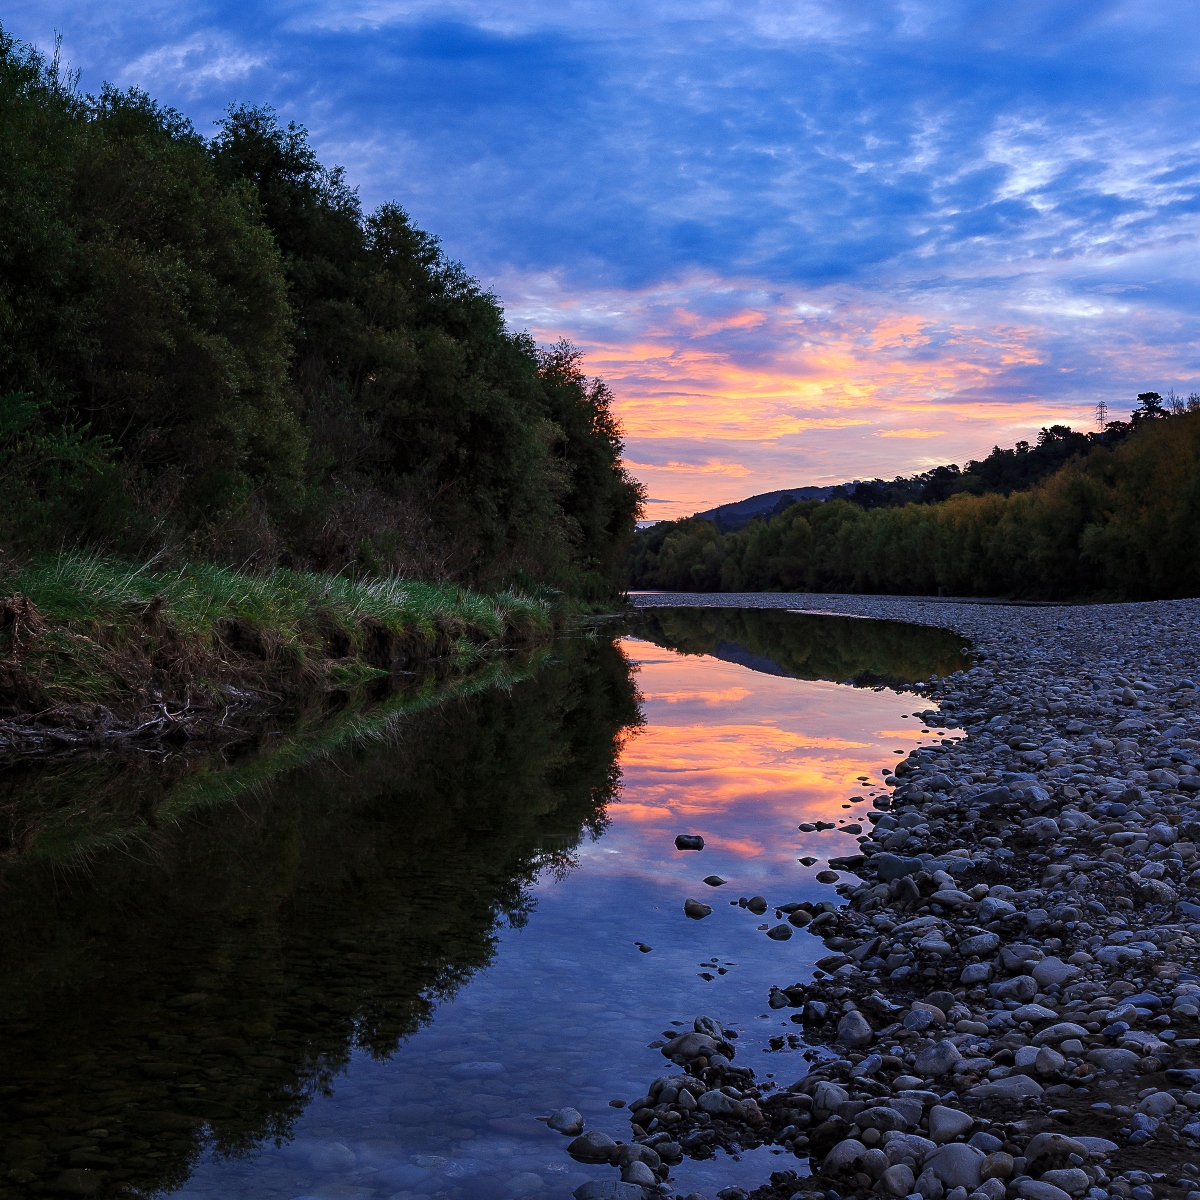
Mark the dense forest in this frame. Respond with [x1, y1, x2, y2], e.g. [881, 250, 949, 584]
[0, 31, 643, 599]
[629, 409, 1200, 600]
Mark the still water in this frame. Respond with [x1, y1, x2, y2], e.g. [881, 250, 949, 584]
[0, 609, 966, 1200]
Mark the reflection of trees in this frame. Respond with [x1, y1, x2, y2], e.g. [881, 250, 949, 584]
[0, 635, 642, 1195]
[635, 607, 969, 686]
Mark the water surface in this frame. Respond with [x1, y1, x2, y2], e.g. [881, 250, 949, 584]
[0, 609, 966, 1200]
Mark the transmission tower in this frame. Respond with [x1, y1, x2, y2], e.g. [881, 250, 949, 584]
[1095, 398, 1108, 430]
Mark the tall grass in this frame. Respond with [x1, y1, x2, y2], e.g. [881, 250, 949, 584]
[0, 552, 553, 715]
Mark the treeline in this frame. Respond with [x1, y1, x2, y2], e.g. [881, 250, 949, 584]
[0, 31, 642, 597]
[829, 393, 1197, 511]
[629, 411, 1200, 600]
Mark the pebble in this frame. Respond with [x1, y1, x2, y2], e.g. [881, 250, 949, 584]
[928, 1105, 973, 1143]
[625, 593, 1200, 1200]
[914, 1040, 961, 1076]
[925, 1142, 984, 1189]
[675, 834, 705, 850]
[837, 1010, 874, 1048]
[547, 1107, 583, 1135]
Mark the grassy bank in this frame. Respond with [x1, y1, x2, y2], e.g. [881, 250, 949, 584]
[0, 552, 553, 745]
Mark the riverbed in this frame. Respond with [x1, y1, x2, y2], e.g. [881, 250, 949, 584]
[0, 609, 966, 1200]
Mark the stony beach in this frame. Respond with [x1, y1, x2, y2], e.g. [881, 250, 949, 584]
[561, 594, 1200, 1200]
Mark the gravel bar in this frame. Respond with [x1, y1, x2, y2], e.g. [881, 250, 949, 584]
[562, 593, 1200, 1200]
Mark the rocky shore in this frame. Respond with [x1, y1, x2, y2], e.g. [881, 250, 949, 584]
[561, 594, 1200, 1200]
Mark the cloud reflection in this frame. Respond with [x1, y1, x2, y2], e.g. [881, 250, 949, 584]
[602, 639, 953, 881]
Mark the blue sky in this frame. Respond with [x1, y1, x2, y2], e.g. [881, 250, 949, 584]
[11, 0, 1200, 514]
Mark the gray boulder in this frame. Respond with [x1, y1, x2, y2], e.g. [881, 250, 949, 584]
[1016, 1182, 1071, 1200]
[1086, 1047, 1142, 1073]
[1032, 1022, 1088, 1046]
[967, 1075, 1043, 1100]
[959, 932, 1000, 956]
[574, 1183, 646, 1200]
[1039, 1169, 1089, 1195]
[857, 1107, 908, 1132]
[698, 1089, 734, 1114]
[928, 1105, 973, 1144]
[876, 853, 924, 881]
[1024, 1133, 1088, 1163]
[1030, 957, 1080, 988]
[976, 897, 1016, 921]
[883, 1164, 916, 1196]
[662, 1032, 718, 1064]
[992, 975, 1038, 1002]
[620, 1161, 657, 1186]
[916, 1166, 945, 1199]
[823, 1138, 868, 1174]
[924, 1142, 984, 1189]
[568, 1130, 618, 1162]
[548, 1107, 584, 1135]
[838, 1011, 875, 1048]
[915, 1039, 962, 1077]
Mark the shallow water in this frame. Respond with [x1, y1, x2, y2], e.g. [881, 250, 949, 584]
[0, 609, 965, 1200]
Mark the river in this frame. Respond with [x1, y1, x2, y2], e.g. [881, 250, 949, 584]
[0, 608, 966, 1200]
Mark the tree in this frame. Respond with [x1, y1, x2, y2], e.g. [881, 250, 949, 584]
[1131, 392, 1167, 427]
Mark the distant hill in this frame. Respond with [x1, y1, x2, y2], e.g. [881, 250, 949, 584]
[694, 486, 837, 532]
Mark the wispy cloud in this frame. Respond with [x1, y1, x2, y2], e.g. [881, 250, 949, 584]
[5, 0, 1198, 514]
[119, 32, 266, 97]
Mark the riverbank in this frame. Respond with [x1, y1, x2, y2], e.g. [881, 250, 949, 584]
[573, 592, 1200, 1200]
[0, 553, 554, 754]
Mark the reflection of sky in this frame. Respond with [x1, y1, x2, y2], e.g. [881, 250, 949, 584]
[6, 2, 1199, 514]
[590, 639, 955, 883]
[177, 636, 958, 1200]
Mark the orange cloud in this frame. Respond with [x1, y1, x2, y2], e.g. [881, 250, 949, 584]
[498, 268, 1150, 516]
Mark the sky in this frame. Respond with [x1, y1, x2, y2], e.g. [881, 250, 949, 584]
[10, 1, 1200, 518]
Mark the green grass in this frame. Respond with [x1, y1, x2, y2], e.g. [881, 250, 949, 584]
[0, 551, 554, 715]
